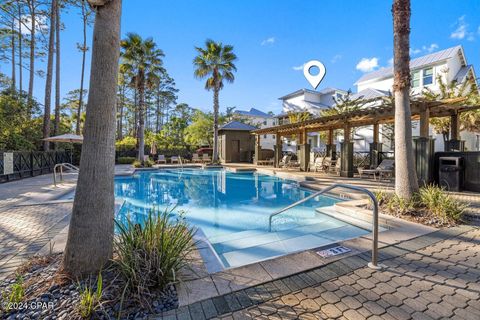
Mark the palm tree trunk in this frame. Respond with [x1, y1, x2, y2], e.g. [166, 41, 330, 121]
[27, 0, 35, 103]
[54, 0, 60, 139]
[63, 0, 122, 277]
[212, 86, 219, 162]
[137, 77, 145, 162]
[117, 84, 124, 139]
[76, 0, 87, 135]
[392, 0, 418, 199]
[17, 1, 22, 93]
[42, 0, 56, 151]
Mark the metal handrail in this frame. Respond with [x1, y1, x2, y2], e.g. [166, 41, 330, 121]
[268, 183, 380, 269]
[53, 163, 79, 186]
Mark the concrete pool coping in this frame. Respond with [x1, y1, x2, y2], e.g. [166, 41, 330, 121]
[35, 166, 436, 307]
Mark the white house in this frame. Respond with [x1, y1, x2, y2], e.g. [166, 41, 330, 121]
[354, 45, 479, 151]
[276, 88, 348, 152]
[232, 108, 276, 150]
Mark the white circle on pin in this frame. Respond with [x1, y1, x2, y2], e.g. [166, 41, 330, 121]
[303, 60, 326, 90]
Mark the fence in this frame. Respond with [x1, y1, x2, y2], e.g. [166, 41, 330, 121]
[0, 150, 72, 183]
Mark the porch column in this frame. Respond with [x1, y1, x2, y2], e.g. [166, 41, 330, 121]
[369, 123, 382, 168]
[325, 128, 336, 159]
[254, 134, 262, 165]
[446, 112, 465, 151]
[340, 124, 354, 177]
[274, 133, 282, 168]
[414, 104, 435, 184]
[298, 128, 310, 172]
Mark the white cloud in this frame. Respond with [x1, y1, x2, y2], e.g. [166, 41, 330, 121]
[387, 58, 394, 66]
[331, 54, 342, 63]
[15, 14, 48, 34]
[450, 15, 474, 40]
[356, 57, 379, 73]
[292, 64, 305, 71]
[410, 47, 422, 55]
[423, 43, 439, 53]
[261, 37, 275, 46]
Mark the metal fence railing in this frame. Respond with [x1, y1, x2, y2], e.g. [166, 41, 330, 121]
[0, 150, 72, 183]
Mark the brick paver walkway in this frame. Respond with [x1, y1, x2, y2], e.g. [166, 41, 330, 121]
[158, 227, 480, 320]
[0, 203, 71, 280]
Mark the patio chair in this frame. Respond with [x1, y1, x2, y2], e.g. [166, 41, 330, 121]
[156, 155, 167, 164]
[171, 156, 179, 164]
[312, 156, 326, 172]
[329, 157, 341, 174]
[202, 154, 212, 164]
[359, 159, 395, 181]
[278, 155, 291, 168]
[192, 153, 202, 163]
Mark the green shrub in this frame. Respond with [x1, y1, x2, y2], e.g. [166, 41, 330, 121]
[132, 160, 142, 168]
[117, 157, 136, 164]
[386, 193, 417, 215]
[1, 275, 24, 311]
[78, 273, 103, 318]
[419, 184, 466, 221]
[114, 208, 196, 296]
[373, 190, 390, 206]
[144, 159, 154, 167]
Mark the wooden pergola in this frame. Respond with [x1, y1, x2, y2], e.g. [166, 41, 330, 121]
[252, 98, 479, 181]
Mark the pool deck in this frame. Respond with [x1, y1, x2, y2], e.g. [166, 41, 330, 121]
[0, 164, 479, 319]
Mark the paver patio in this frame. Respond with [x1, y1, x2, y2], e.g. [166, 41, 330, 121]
[156, 226, 480, 320]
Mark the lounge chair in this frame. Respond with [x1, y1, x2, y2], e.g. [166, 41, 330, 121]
[156, 155, 167, 164]
[358, 159, 395, 181]
[329, 157, 341, 174]
[278, 155, 291, 168]
[311, 156, 325, 172]
[192, 153, 202, 163]
[171, 156, 179, 164]
[202, 154, 212, 164]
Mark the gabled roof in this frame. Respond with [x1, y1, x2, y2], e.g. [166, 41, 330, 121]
[234, 107, 272, 118]
[278, 87, 347, 100]
[355, 45, 465, 84]
[219, 121, 258, 131]
[351, 88, 391, 100]
[453, 65, 474, 83]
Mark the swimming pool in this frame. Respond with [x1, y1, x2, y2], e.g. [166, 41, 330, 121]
[114, 168, 369, 269]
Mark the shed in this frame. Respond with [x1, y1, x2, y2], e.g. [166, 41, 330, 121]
[218, 121, 257, 163]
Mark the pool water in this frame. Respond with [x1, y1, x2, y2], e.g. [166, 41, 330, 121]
[114, 168, 369, 269]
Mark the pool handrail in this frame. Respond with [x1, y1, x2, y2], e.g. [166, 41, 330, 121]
[53, 163, 79, 186]
[268, 183, 380, 269]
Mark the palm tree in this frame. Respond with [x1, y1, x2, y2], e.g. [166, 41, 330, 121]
[120, 33, 164, 163]
[62, 0, 122, 277]
[422, 72, 480, 142]
[193, 39, 237, 163]
[392, 0, 418, 199]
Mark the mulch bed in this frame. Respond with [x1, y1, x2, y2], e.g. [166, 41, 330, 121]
[0, 254, 178, 320]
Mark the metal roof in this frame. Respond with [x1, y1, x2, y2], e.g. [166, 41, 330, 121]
[234, 107, 272, 118]
[355, 45, 464, 84]
[278, 87, 347, 100]
[350, 88, 391, 100]
[219, 121, 258, 131]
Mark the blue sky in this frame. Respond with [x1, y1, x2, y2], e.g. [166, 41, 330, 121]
[2, 0, 480, 114]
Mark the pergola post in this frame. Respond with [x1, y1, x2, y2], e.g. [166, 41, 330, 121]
[298, 128, 310, 172]
[274, 132, 282, 168]
[414, 104, 435, 185]
[340, 124, 354, 177]
[446, 112, 465, 151]
[326, 128, 336, 159]
[254, 134, 261, 165]
[369, 123, 382, 168]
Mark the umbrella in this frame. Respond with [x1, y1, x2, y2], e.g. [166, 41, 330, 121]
[43, 134, 84, 143]
[150, 141, 157, 155]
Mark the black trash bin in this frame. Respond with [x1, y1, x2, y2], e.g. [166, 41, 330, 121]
[438, 156, 464, 191]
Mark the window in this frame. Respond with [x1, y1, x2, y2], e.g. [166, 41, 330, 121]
[423, 67, 433, 86]
[272, 134, 276, 139]
[411, 71, 421, 88]
[263, 134, 267, 139]
[263, 120, 267, 125]
[335, 92, 343, 99]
